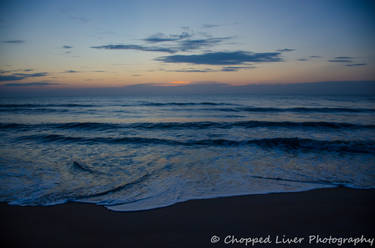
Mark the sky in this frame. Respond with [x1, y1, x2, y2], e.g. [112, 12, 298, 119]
[0, 0, 375, 91]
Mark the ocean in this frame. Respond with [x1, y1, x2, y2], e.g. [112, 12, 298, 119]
[0, 95, 374, 211]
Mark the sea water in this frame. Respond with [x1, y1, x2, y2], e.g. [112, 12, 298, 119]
[0, 95, 374, 211]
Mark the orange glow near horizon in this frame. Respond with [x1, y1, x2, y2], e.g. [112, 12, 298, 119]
[169, 81, 190, 85]
[155, 81, 191, 86]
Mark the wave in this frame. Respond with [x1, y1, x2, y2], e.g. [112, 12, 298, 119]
[71, 161, 106, 175]
[0, 108, 70, 113]
[18, 172, 152, 205]
[0, 103, 94, 113]
[1, 103, 374, 114]
[134, 102, 237, 106]
[125, 102, 375, 112]
[0, 104, 96, 108]
[213, 107, 375, 113]
[247, 175, 349, 186]
[2, 120, 374, 131]
[76, 173, 151, 199]
[0, 102, 235, 108]
[18, 135, 375, 154]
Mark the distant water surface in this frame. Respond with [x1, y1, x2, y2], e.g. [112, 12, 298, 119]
[0, 95, 374, 211]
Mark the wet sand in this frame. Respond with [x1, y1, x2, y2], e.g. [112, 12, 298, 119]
[1, 187, 374, 248]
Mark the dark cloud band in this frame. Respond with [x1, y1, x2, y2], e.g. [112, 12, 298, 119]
[156, 51, 282, 65]
[143, 32, 192, 43]
[0, 72, 48, 81]
[3, 82, 60, 87]
[91, 44, 177, 53]
[2, 40, 25, 44]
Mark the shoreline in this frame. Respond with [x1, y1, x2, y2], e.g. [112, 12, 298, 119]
[1, 187, 374, 247]
[106, 185, 338, 212]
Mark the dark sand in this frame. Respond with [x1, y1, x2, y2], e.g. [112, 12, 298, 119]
[1, 187, 374, 248]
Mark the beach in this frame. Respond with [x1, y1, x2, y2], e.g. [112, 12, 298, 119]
[1, 1, 375, 247]
[1, 187, 374, 248]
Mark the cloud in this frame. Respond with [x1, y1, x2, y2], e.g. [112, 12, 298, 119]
[64, 70, 79, 73]
[202, 24, 221, 28]
[297, 56, 322, 61]
[70, 15, 89, 23]
[169, 68, 216, 73]
[91, 44, 177, 53]
[92, 36, 230, 54]
[143, 32, 192, 43]
[345, 63, 367, 67]
[0, 72, 48, 81]
[63, 45, 73, 49]
[3, 82, 60, 87]
[60, 8, 89, 23]
[1, 68, 33, 74]
[2, 40, 25, 44]
[221, 66, 255, 71]
[156, 51, 282, 65]
[164, 65, 254, 73]
[178, 37, 231, 51]
[277, 48, 295, 52]
[328, 56, 367, 66]
[328, 59, 352, 63]
[92, 29, 232, 54]
[328, 56, 354, 63]
[15, 72, 48, 77]
[0, 75, 24, 81]
[334, 56, 353, 59]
